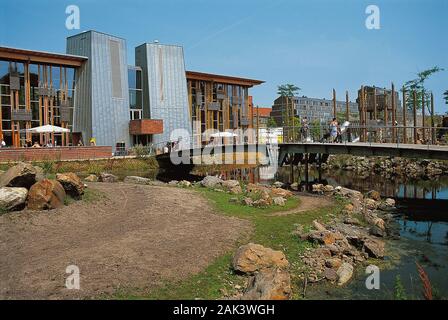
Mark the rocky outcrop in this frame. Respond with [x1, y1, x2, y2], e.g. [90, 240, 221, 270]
[123, 176, 151, 185]
[241, 268, 291, 300]
[0, 162, 40, 189]
[0, 187, 28, 211]
[27, 179, 66, 210]
[232, 243, 289, 274]
[56, 173, 85, 199]
[99, 173, 118, 183]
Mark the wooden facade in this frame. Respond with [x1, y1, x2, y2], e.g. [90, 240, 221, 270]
[186, 71, 263, 146]
[0, 47, 87, 147]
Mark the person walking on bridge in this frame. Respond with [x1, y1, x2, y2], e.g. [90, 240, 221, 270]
[330, 118, 339, 143]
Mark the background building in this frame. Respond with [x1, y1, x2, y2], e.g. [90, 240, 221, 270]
[271, 95, 359, 125]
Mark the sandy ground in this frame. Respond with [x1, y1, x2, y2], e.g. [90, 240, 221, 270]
[0, 183, 251, 300]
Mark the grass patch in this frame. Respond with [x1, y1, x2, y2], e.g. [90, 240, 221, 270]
[82, 188, 106, 203]
[111, 187, 344, 300]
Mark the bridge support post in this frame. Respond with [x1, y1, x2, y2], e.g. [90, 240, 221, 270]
[304, 153, 309, 192]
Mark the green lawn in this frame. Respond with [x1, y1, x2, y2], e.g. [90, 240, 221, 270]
[111, 187, 344, 300]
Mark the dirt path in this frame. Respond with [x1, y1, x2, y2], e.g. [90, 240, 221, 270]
[0, 183, 251, 299]
[271, 194, 334, 216]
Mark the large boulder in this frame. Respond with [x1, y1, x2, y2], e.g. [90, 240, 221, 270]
[56, 173, 85, 199]
[241, 268, 291, 300]
[232, 243, 289, 274]
[27, 179, 66, 210]
[123, 176, 151, 185]
[99, 173, 118, 183]
[221, 180, 240, 191]
[336, 263, 354, 286]
[200, 176, 223, 188]
[0, 187, 28, 211]
[273, 197, 286, 207]
[270, 188, 293, 198]
[0, 162, 39, 189]
[362, 237, 385, 259]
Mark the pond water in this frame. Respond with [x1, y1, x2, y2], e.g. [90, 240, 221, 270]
[184, 165, 448, 300]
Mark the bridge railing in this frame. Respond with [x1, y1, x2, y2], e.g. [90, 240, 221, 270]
[281, 125, 448, 146]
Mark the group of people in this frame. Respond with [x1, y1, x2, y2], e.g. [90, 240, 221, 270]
[299, 117, 343, 143]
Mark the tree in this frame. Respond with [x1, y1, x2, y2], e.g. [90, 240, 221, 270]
[404, 66, 444, 112]
[277, 84, 301, 97]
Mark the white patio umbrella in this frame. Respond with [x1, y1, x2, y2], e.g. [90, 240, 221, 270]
[27, 125, 70, 134]
[209, 132, 238, 138]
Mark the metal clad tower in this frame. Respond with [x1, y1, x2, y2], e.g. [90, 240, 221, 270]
[67, 31, 130, 150]
[135, 43, 191, 146]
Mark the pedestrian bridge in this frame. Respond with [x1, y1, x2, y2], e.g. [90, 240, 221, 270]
[155, 142, 448, 169]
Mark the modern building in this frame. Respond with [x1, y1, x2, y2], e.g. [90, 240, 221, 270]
[0, 46, 86, 147]
[0, 30, 263, 150]
[186, 71, 264, 146]
[271, 95, 359, 126]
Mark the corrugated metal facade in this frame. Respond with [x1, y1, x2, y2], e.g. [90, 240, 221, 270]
[135, 43, 191, 146]
[67, 31, 130, 149]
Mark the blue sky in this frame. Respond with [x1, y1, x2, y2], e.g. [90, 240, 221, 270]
[1, 0, 447, 112]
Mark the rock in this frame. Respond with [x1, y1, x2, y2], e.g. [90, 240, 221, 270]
[56, 173, 85, 199]
[336, 263, 354, 286]
[312, 220, 327, 232]
[0, 162, 39, 189]
[335, 187, 363, 201]
[168, 180, 179, 185]
[253, 199, 271, 208]
[270, 188, 293, 198]
[84, 174, 98, 182]
[241, 268, 291, 300]
[232, 243, 289, 274]
[324, 268, 338, 282]
[0, 187, 28, 211]
[367, 190, 381, 201]
[230, 186, 243, 195]
[290, 182, 299, 191]
[242, 197, 254, 206]
[325, 258, 342, 269]
[343, 203, 355, 213]
[221, 180, 240, 191]
[201, 176, 223, 188]
[123, 176, 151, 185]
[323, 185, 335, 193]
[273, 197, 286, 207]
[369, 225, 386, 237]
[343, 217, 361, 226]
[312, 184, 324, 193]
[385, 198, 396, 207]
[177, 180, 192, 188]
[363, 237, 385, 259]
[272, 181, 284, 188]
[364, 198, 378, 210]
[27, 179, 66, 210]
[308, 231, 336, 245]
[99, 173, 118, 183]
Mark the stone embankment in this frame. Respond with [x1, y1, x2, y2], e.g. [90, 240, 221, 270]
[324, 155, 448, 180]
[295, 183, 398, 286]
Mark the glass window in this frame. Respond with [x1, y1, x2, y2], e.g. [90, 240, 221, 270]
[0, 61, 10, 84]
[128, 68, 136, 89]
